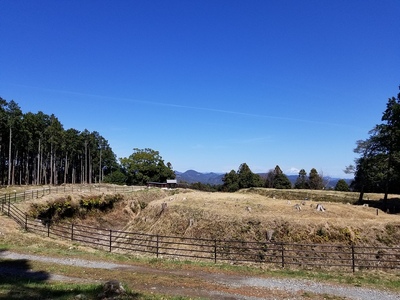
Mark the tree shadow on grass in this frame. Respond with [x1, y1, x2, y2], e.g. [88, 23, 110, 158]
[0, 249, 51, 299]
[357, 197, 400, 214]
[0, 249, 143, 299]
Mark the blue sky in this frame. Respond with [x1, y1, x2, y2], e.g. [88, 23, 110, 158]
[1, 1, 399, 178]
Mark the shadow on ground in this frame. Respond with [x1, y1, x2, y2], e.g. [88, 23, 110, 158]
[0, 248, 52, 299]
[0, 249, 141, 299]
[357, 197, 400, 214]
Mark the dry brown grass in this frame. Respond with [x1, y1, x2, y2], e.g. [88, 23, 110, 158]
[2, 186, 400, 298]
[123, 188, 400, 246]
[8, 186, 400, 246]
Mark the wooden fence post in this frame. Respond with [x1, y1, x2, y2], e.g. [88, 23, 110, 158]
[8, 197, 11, 216]
[47, 222, 50, 237]
[281, 243, 285, 268]
[24, 191, 26, 201]
[351, 244, 356, 273]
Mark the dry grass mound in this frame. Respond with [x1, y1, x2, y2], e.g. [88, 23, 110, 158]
[122, 188, 400, 247]
[14, 187, 400, 247]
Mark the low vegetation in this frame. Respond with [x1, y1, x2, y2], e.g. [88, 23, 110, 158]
[17, 187, 400, 247]
[28, 194, 124, 222]
[1, 185, 400, 299]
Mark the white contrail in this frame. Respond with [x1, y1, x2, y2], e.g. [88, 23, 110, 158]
[10, 83, 353, 128]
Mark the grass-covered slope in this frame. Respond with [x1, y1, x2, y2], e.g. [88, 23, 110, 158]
[22, 187, 400, 247]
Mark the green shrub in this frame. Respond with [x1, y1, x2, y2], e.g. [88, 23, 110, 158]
[29, 193, 125, 222]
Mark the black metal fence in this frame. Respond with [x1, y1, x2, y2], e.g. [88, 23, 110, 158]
[0, 185, 144, 203]
[1, 193, 399, 272]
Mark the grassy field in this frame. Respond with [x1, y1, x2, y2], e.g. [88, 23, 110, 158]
[1, 185, 400, 299]
[116, 188, 400, 246]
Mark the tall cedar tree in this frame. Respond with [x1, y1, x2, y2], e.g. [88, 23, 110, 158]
[294, 169, 308, 189]
[349, 88, 400, 200]
[272, 165, 292, 189]
[308, 168, 324, 190]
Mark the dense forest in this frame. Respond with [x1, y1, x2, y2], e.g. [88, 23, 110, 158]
[0, 97, 119, 186]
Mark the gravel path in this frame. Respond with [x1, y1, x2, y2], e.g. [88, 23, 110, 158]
[1, 251, 399, 300]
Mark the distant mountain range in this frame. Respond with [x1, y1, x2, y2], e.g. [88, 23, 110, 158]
[175, 170, 353, 189]
[175, 170, 224, 185]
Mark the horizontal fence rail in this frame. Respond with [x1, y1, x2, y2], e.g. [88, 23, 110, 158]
[0, 185, 145, 204]
[1, 193, 399, 272]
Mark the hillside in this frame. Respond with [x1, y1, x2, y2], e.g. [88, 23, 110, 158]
[21, 187, 399, 247]
[175, 170, 225, 185]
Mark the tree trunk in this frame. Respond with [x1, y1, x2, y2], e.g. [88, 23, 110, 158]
[84, 141, 88, 184]
[25, 154, 29, 185]
[0, 141, 2, 185]
[88, 148, 92, 184]
[99, 148, 101, 184]
[40, 146, 43, 185]
[64, 153, 68, 184]
[37, 139, 41, 185]
[11, 149, 17, 186]
[53, 155, 57, 185]
[384, 151, 392, 201]
[50, 144, 53, 185]
[8, 127, 12, 186]
[72, 164, 76, 184]
[358, 190, 364, 202]
[81, 155, 84, 184]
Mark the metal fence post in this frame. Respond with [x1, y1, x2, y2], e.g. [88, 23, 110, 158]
[71, 224, 74, 241]
[281, 243, 285, 268]
[8, 197, 11, 216]
[351, 244, 356, 273]
[47, 222, 50, 237]
[25, 214, 28, 231]
[156, 235, 159, 258]
[214, 239, 217, 263]
[109, 230, 112, 252]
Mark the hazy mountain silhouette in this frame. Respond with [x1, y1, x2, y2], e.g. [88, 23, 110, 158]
[175, 170, 352, 189]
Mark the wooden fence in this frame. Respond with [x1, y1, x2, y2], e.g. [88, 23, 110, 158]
[1, 193, 399, 272]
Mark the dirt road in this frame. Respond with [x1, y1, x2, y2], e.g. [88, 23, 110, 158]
[1, 249, 400, 300]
